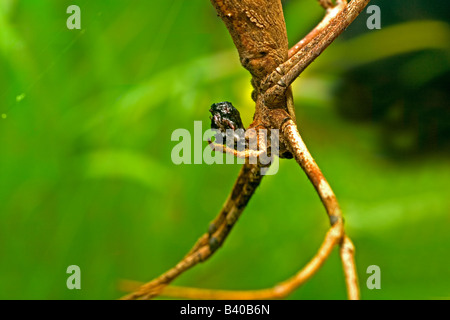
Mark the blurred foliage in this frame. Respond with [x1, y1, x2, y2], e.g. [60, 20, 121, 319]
[0, 0, 449, 300]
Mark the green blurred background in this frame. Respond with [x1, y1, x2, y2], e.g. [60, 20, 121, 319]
[0, 0, 449, 299]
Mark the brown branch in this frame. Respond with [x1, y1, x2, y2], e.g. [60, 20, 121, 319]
[122, 0, 368, 300]
[210, 0, 289, 88]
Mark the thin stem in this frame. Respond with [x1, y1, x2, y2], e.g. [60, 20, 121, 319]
[288, 0, 347, 58]
[263, 0, 370, 106]
[280, 118, 343, 228]
[278, 117, 360, 299]
[340, 235, 359, 300]
[121, 163, 263, 300]
[120, 223, 343, 300]
[284, 0, 370, 85]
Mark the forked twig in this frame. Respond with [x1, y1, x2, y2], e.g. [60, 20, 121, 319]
[122, 0, 369, 300]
